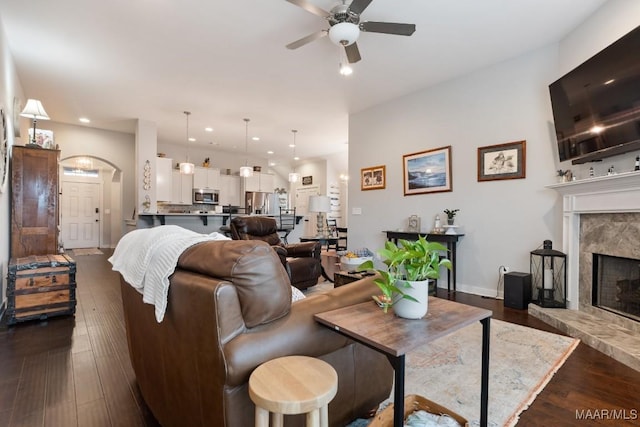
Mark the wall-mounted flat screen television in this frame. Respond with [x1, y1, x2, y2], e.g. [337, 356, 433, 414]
[549, 25, 640, 164]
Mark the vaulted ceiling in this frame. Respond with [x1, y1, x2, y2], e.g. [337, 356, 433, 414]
[0, 0, 605, 165]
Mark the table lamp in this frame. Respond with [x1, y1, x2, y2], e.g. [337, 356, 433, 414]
[20, 99, 50, 147]
[308, 195, 331, 237]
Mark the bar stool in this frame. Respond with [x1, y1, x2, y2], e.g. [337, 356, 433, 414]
[249, 356, 338, 427]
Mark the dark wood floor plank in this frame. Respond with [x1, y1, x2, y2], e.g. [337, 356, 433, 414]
[1, 249, 639, 426]
[94, 354, 145, 427]
[77, 399, 111, 427]
[72, 350, 104, 406]
[44, 399, 77, 427]
[45, 348, 75, 405]
[11, 352, 47, 420]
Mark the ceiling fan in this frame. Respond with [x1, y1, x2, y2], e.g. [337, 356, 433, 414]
[285, 0, 416, 63]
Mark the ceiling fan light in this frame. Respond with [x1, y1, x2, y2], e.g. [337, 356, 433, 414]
[329, 22, 359, 46]
[339, 63, 353, 76]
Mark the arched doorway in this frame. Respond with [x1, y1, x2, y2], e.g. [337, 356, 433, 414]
[59, 156, 123, 249]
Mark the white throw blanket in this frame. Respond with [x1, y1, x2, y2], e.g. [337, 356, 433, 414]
[108, 225, 230, 322]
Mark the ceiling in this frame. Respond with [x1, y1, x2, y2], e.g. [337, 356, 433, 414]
[0, 0, 605, 165]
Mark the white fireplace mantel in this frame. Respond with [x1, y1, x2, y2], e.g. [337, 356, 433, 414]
[546, 170, 640, 309]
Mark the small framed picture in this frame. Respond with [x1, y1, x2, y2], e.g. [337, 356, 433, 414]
[361, 165, 386, 191]
[477, 140, 526, 181]
[28, 128, 55, 149]
[403, 146, 452, 196]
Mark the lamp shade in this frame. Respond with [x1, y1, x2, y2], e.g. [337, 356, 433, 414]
[239, 166, 253, 178]
[20, 99, 50, 120]
[179, 162, 195, 175]
[329, 22, 360, 46]
[308, 195, 331, 213]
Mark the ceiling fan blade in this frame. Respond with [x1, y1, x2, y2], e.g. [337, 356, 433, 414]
[345, 43, 361, 63]
[347, 0, 374, 15]
[360, 21, 416, 36]
[285, 0, 330, 18]
[286, 30, 328, 49]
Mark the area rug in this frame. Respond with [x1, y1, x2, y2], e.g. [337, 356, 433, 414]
[70, 248, 103, 256]
[350, 319, 579, 427]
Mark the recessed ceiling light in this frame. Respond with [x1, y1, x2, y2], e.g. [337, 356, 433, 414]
[79, 117, 90, 123]
[267, 150, 274, 154]
[188, 137, 196, 142]
[294, 156, 300, 160]
[269, 162, 276, 166]
[289, 144, 296, 148]
[205, 127, 213, 132]
[252, 137, 260, 141]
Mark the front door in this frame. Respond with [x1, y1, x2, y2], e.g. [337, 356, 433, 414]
[61, 181, 100, 249]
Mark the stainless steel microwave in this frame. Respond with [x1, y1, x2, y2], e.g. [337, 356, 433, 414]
[193, 188, 219, 205]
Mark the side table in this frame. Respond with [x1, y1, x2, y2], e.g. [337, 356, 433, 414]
[334, 270, 373, 287]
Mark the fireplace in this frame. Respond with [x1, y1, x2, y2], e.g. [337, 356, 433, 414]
[532, 172, 640, 371]
[546, 172, 640, 315]
[592, 253, 640, 322]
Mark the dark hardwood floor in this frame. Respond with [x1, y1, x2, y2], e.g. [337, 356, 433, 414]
[0, 250, 638, 426]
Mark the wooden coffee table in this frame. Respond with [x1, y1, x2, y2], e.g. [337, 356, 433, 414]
[314, 297, 492, 427]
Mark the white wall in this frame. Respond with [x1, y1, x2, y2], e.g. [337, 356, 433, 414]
[42, 122, 136, 239]
[0, 17, 24, 313]
[348, 1, 640, 297]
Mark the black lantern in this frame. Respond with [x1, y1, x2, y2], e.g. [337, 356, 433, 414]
[530, 240, 567, 308]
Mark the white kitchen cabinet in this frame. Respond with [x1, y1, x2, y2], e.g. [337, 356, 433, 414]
[172, 170, 193, 205]
[156, 157, 173, 201]
[193, 167, 220, 189]
[219, 174, 240, 206]
[243, 172, 274, 192]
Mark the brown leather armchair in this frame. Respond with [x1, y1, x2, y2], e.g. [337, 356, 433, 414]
[119, 239, 393, 427]
[230, 216, 322, 290]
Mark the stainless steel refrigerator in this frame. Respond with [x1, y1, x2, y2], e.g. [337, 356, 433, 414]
[244, 191, 274, 215]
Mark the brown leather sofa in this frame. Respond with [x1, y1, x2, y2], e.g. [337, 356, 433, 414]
[120, 239, 393, 427]
[230, 216, 322, 290]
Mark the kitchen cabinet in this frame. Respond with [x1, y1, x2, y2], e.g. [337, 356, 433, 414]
[172, 170, 193, 205]
[156, 157, 173, 201]
[243, 172, 274, 192]
[219, 174, 240, 206]
[193, 167, 220, 189]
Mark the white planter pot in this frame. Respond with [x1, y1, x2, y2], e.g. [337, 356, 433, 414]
[393, 279, 430, 319]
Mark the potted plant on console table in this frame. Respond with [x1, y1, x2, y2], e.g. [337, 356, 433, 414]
[358, 236, 452, 319]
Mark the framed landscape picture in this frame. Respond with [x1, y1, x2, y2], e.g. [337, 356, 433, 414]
[361, 165, 386, 190]
[403, 146, 452, 195]
[477, 140, 526, 181]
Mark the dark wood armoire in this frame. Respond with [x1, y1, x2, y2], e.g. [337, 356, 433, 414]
[10, 145, 60, 257]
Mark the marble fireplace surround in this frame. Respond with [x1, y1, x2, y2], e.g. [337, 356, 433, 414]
[531, 172, 640, 371]
[547, 171, 640, 313]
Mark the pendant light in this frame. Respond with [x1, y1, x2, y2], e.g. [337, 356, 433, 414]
[288, 129, 300, 183]
[239, 118, 253, 177]
[179, 111, 195, 174]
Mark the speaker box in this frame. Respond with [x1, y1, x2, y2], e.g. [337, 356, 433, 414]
[504, 272, 532, 310]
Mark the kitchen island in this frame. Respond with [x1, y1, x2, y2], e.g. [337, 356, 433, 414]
[137, 212, 306, 238]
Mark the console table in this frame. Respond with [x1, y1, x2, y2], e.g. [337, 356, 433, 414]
[315, 298, 491, 427]
[383, 231, 464, 292]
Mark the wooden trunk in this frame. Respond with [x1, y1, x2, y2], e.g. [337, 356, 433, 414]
[10, 145, 59, 258]
[7, 254, 77, 325]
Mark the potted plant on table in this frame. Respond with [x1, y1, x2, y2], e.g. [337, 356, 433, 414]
[443, 209, 459, 225]
[358, 236, 452, 318]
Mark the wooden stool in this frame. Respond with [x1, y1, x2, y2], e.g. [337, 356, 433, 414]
[249, 356, 338, 427]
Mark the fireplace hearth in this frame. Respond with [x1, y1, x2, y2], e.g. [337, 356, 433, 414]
[529, 172, 640, 372]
